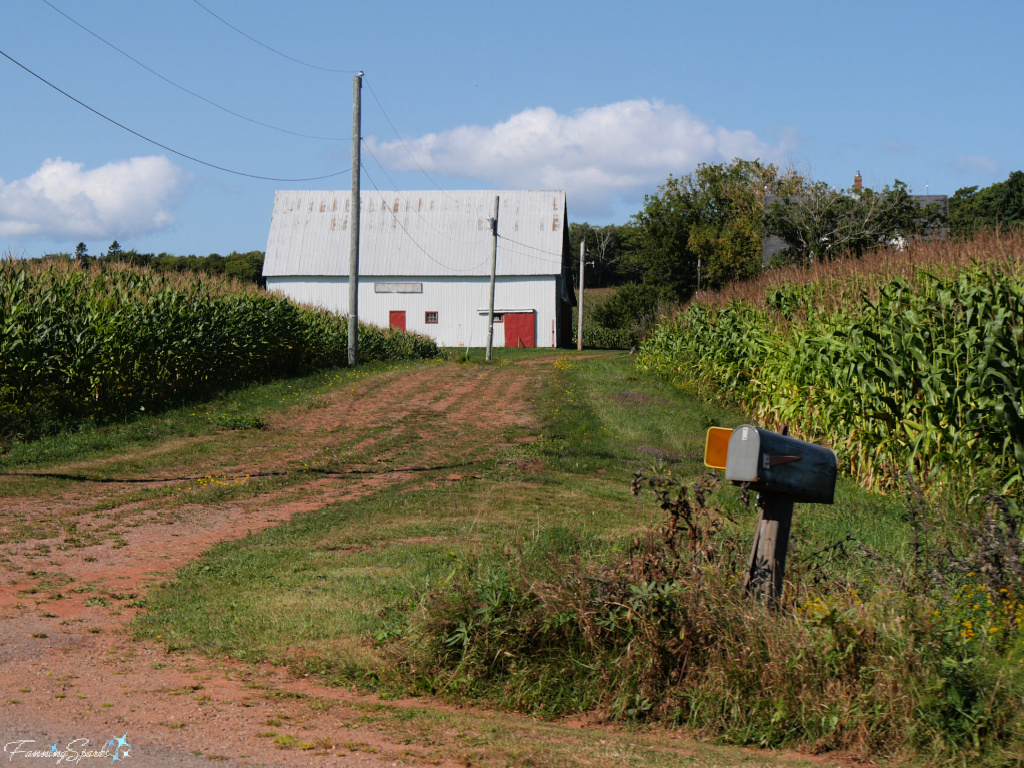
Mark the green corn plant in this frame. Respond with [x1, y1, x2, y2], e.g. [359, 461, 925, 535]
[0, 259, 439, 442]
[638, 254, 1024, 504]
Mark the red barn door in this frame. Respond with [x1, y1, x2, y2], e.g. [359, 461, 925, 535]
[503, 312, 535, 348]
[389, 310, 406, 330]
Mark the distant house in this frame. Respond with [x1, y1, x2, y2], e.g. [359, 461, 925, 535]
[263, 190, 576, 348]
[762, 174, 949, 266]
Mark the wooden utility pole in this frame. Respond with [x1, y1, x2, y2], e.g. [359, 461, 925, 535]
[347, 72, 362, 367]
[485, 196, 499, 361]
[577, 239, 586, 351]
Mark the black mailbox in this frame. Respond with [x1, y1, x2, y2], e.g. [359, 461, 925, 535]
[704, 424, 839, 604]
[721, 425, 837, 504]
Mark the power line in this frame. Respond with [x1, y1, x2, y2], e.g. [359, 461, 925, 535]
[360, 78, 562, 266]
[360, 164, 562, 271]
[190, 0, 357, 74]
[362, 75, 466, 206]
[361, 141, 562, 267]
[0, 46, 352, 182]
[498, 235, 564, 263]
[38, 0, 349, 142]
[360, 136, 562, 264]
[359, 139, 479, 246]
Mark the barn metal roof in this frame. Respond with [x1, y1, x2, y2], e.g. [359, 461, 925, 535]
[263, 189, 567, 277]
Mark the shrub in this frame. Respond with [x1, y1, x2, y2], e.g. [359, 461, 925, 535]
[396, 470, 1024, 765]
[569, 317, 630, 350]
[591, 283, 669, 348]
[570, 283, 672, 350]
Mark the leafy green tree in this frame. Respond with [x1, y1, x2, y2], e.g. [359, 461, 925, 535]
[627, 159, 806, 298]
[224, 251, 266, 287]
[568, 222, 641, 288]
[106, 240, 122, 260]
[204, 253, 226, 276]
[73, 242, 93, 269]
[765, 180, 945, 263]
[144, 250, 266, 286]
[949, 171, 1024, 237]
[590, 282, 667, 346]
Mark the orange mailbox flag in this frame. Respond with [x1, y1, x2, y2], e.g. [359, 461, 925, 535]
[704, 427, 732, 470]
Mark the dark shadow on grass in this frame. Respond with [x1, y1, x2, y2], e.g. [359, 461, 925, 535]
[0, 459, 490, 485]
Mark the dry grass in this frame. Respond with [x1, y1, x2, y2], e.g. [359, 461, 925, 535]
[686, 229, 1024, 312]
[1, 254, 262, 296]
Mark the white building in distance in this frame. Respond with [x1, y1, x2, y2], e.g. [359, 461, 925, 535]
[263, 189, 576, 348]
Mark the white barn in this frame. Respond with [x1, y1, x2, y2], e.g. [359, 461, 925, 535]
[263, 189, 576, 348]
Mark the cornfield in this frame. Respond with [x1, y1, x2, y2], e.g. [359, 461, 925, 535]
[637, 232, 1024, 500]
[0, 258, 438, 442]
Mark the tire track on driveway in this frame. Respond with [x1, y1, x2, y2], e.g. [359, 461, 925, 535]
[0, 359, 545, 767]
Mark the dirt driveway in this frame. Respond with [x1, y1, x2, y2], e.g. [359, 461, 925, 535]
[0, 360, 548, 767]
[0, 356, 843, 768]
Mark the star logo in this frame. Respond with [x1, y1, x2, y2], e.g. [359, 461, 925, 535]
[109, 734, 130, 763]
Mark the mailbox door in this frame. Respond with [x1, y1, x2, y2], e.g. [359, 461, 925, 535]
[724, 425, 761, 483]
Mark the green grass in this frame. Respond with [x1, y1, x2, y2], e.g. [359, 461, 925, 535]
[125, 350, 1024, 764]
[0, 358, 441, 547]
[133, 350, 913, 675]
[0, 359, 424, 470]
[130, 353, 690, 649]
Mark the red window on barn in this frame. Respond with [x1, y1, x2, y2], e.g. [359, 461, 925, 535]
[389, 310, 406, 331]
[425, 311, 438, 324]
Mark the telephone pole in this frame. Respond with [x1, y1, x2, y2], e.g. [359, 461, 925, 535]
[485, 196, 500, 362]
[577, 239, 586, 351]
[347, 72, 362, 366]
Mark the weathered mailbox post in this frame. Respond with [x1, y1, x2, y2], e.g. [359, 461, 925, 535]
[705, 425, 837, 605]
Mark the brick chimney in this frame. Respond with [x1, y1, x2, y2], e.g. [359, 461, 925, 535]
[854, 171, 863, 192]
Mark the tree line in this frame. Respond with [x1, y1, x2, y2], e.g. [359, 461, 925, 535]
[568, 162, 1024, 346]
[949, 170, 1024, 237]
[47, 242, 267, 287]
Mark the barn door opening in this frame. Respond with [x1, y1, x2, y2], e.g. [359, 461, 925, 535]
[503, 312, 535, 348]
[389, 310, 406, 331]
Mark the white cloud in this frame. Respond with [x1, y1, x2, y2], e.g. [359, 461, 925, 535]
[0, 156, 184, 241]
[953, 155, 1001, 175]
[365, 100, 790, 219]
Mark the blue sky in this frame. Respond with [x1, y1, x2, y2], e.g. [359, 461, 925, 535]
[1, 0, 1020, 258]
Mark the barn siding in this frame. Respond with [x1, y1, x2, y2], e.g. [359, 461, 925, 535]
[266, 275, 560, 348]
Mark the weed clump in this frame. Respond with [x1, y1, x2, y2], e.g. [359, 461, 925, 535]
[397, 470, 1024, 765]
